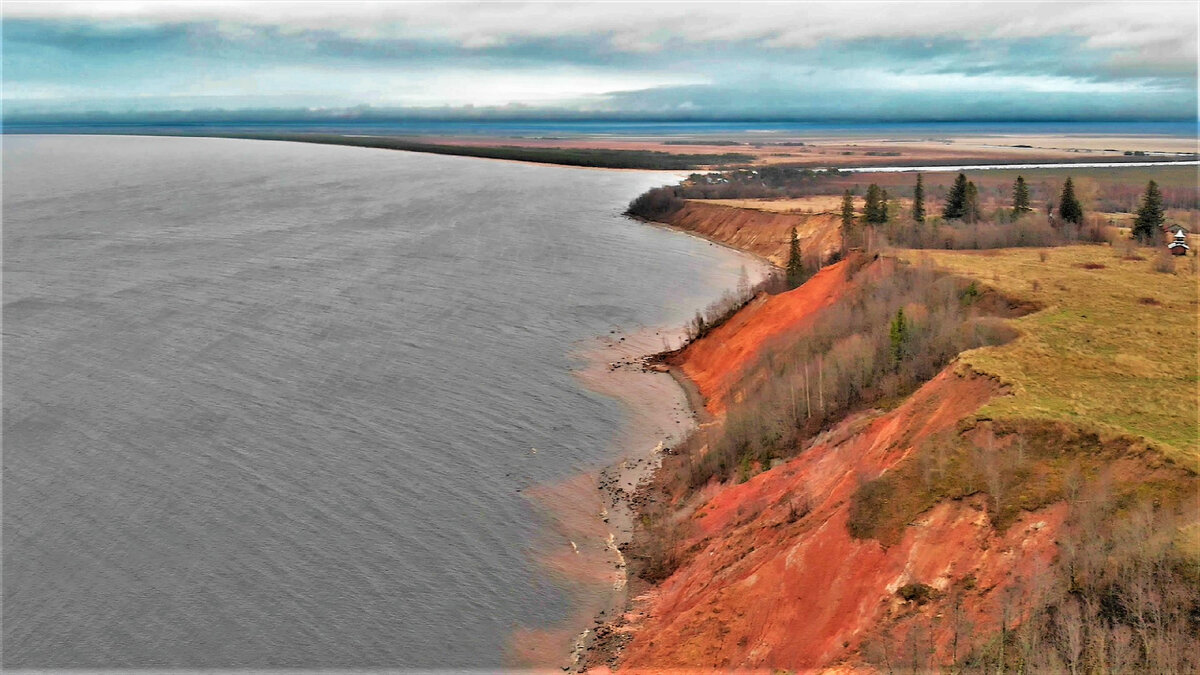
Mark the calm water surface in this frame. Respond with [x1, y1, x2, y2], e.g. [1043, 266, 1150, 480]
[2, 135, 753, 668]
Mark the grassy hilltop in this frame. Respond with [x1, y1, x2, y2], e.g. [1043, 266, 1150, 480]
[903, 246, 1199, 467]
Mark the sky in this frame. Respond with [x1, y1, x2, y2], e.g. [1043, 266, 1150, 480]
[4, 1, 1198, 122]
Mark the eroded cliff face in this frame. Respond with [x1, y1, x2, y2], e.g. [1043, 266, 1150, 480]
[662, 201, 843, 266]
[588, 202, 1197, 673]
[616, 369, 1069, 670]
[675, 260, 852, 416]
[592, 254, 1064, 672]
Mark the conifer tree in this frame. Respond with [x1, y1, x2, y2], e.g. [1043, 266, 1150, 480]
[1058, 177, 1083, 224]
[1012, 175, 1031, 216]
[1132, 180, 1165, 244]
[964, 181, 982, 224]
[786, 226, 805, 289]
[863, 184, 890, 224]
[943, 173, 969, 220]
[912, 174, 926, 222]
[863, 184, 882, 224]
[840, 189, 855, 250]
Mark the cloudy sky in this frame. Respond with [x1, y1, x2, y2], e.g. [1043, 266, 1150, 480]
[4, 1, 1197, 121]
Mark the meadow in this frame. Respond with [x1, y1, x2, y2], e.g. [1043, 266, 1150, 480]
[900, 246, 1199, 467]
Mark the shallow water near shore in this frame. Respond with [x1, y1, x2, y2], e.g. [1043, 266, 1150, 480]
[2, 135, 757, 668]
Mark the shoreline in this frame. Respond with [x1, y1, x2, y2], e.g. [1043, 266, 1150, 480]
[566, 263, 774, 669]
[522, 259, 773, 670]
[12, 132, 696, 175]
[633, 214, 782, 270]
[507, 326, 699, 670]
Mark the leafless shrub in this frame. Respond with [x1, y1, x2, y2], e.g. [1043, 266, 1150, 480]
[876, 213, 1104, 250]
[1152, 249, 1177, 274]
[684, 260, 1024, 488]
[683, 270, 785, 342]
[961, 472, 1200, 674]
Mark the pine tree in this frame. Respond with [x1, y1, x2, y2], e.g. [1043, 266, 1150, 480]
[840, 189, 855, 250]
[964, 181, 981, 224]
[1012, 175, 1031, 216]
[943, 173, 969, 220]
[912, 174, 926, 222]
[880, 189, 891, 223]
[786, 226, 805, 289]
[1132, 180, 1165, 244]
[1058, 177, 1083, 225]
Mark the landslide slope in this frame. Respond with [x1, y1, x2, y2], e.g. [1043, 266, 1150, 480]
[662, 200, 843, 266]
[618, 369, 1068, 669]
[604, 245, 1198, 672]
[675, 260, 852, 416]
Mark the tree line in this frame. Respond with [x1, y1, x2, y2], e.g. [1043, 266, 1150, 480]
[835, 173, 1170, 250]
[628, 172, 1174, 286]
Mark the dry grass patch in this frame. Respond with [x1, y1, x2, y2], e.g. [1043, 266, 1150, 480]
[704, 195, 851, 214]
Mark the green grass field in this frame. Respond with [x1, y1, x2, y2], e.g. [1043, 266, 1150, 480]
[900, 245, 1199, 469]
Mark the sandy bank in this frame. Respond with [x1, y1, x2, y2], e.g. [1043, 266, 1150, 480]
[505, 327, 716, 670]
[510, 278, 771, 669]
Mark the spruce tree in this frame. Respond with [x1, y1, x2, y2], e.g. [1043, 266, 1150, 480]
[943, 173, 969, 220]
[786, 226, 805, 289]
[964, 181, 982, 224]
[840, 189, 855, 250]
[863, 184, 890, 225]
[863, 184, 882, 224]
[912, 174, 926, 222]
[1012, 175, 1031, 216]
[1132, 180, 1165, 244]
[1058, 177, 1083, 225]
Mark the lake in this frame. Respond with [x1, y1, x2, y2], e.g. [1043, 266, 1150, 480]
[2, 135, 754, 668]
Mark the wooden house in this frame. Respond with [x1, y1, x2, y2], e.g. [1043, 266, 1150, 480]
[1167, 226, 1190, 256]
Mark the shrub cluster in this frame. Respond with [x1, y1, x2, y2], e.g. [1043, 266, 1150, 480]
[962, 481, 1199, 673]
[683, 270, 787, 342]
[875, 213, 1107, 250]
[848, 418, 1199, 673]
[682, 258, 1021, 488]
[625, 185, 685, 221]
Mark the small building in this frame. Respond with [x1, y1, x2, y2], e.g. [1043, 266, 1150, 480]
[1167, 226, 1190, 256]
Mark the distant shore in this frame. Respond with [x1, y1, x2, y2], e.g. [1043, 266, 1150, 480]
[7, 128, 1198, 171]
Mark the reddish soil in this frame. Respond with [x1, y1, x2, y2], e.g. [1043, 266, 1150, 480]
[663, 200, 843, 266]
[615, 369, 1066, 670]
[675, 260, 852, 416]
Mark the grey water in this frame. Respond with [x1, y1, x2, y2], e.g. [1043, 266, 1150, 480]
[2, 135, 754, 669]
